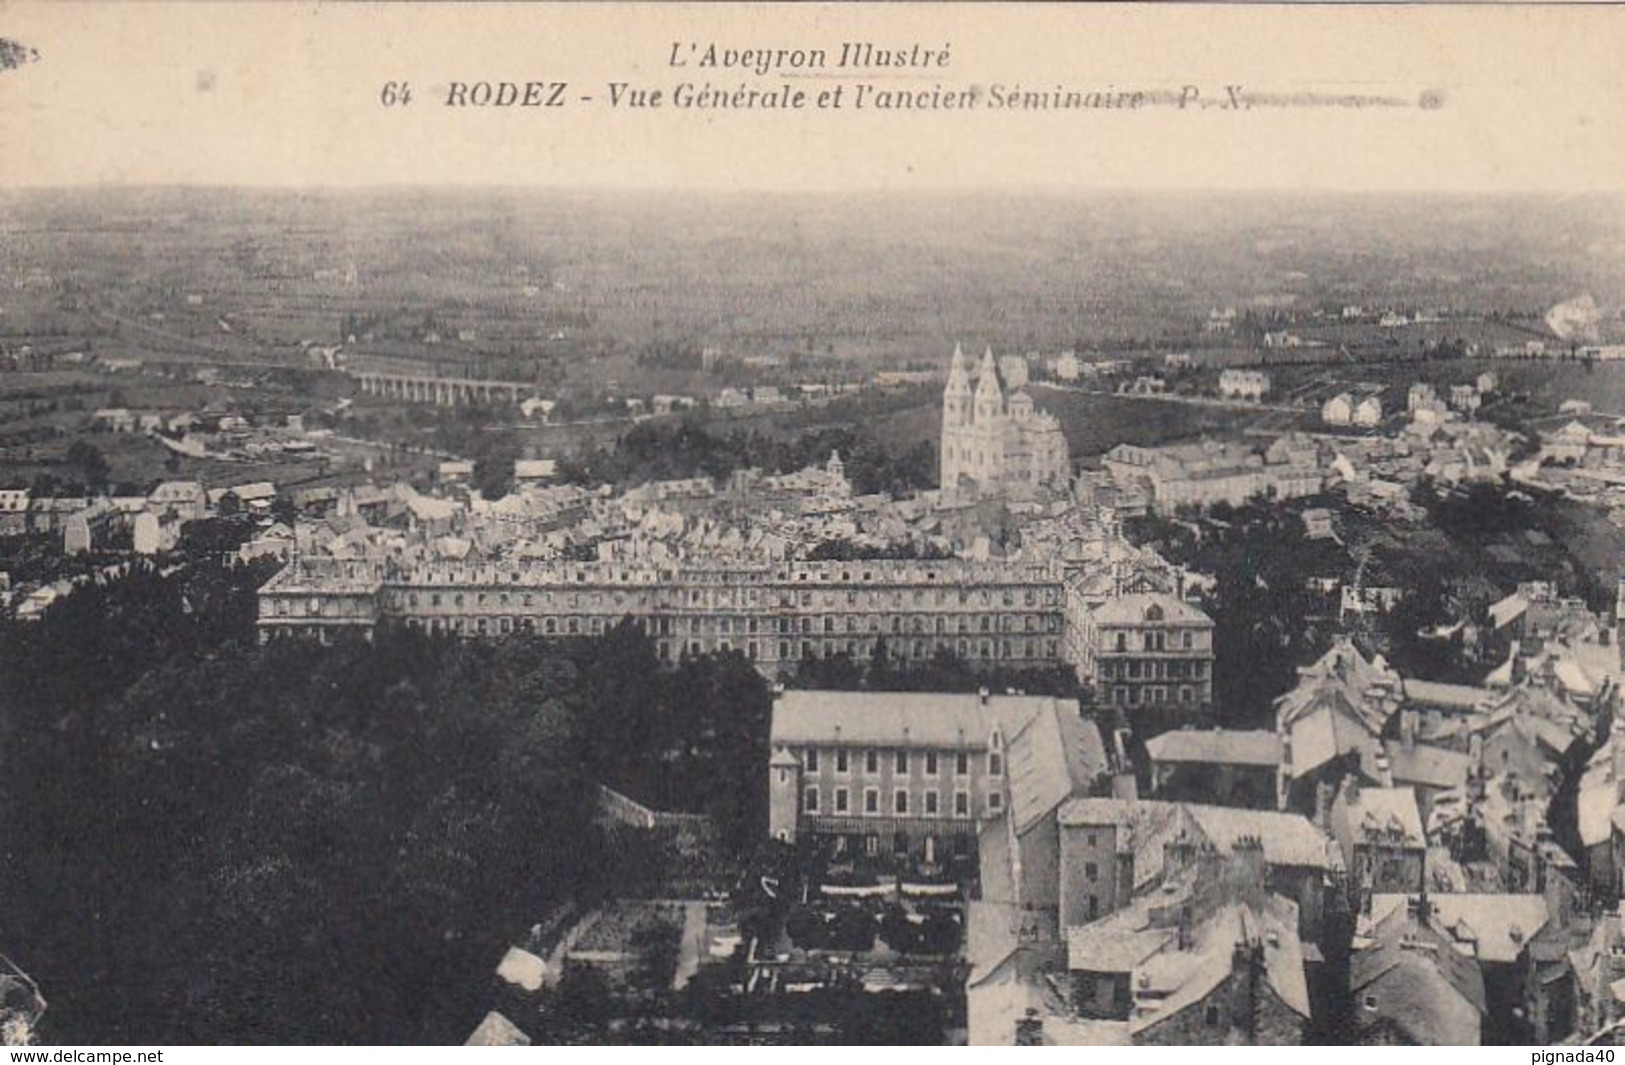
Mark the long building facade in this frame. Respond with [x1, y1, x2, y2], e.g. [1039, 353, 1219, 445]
[258, 550, 1217, 703]
[258, 555, 1070, 673]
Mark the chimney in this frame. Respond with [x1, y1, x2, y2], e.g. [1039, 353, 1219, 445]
[1400, 709, 1418, 749]
[1177, 903, 1195, 951]
[1341, 774, 1361, 809]
[1314, 780, 1334, 830]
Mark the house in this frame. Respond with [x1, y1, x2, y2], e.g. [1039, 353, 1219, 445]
[1301, 508, 1335, 540]
[147, 480, 208, 523]
[1145, 730, 1281, 809]
[1350, 895, 1487, 1045]
[1056, 799, 1339, 943]
[1328, 781, 1426, 897]
[93, 407, 136, 432]
[1064, 840, 1310, 1044]
[767, 689, 1078, 870]
[1353, 396, 1383, 428]
[650, 394, 695, 415]
[1407, 383, 1440, 413]
[1544, 421, 1593, 465]
[1383, 734, 1472, 822]
[990, 702, 1111, 930]
[1450, 384, 1482, 414]
[519, 397, 556, 423]
[1477, 372, 1499, 394]
[1086, 592, 1215, 712]
[1322, 393, 1355, 426]
[1364, 893, 1566, 1043]
[132, 510, 181, 555]
[437, 460, 475, 485]
[1219, 369, 1270, 402]
[239, 522, 296, 563]
[62, 501, 123, 555]
[0, 488, 30, 535]
[1051, 352, 1082, 382]
[1473, 684, 1590, 804]
[1570, 911, 1625, 1037]
[513, 459, 558, 485]
[1275, 640, 1402, 814]
[210, 482, 277, 516]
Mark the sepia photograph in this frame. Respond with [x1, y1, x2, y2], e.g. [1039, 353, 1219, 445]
[1, 0, 1624, 1049]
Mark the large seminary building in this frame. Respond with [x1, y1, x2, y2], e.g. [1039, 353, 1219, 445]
[940, 345, 1070, 501]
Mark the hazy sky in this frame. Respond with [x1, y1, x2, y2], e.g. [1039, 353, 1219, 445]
[3, 3, 1623, 194]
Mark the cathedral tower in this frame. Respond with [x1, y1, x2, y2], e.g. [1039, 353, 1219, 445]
[941, 342, 974, 490]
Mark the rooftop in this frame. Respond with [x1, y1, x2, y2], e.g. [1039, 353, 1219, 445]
[1146, 729, 1281, 767]
[770, 689, 1070, 750]
[1366, 894, 1549, 966]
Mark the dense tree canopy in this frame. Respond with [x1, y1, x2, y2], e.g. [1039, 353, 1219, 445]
[558, 420, 936, 497]
[0, 565, 771, 1044]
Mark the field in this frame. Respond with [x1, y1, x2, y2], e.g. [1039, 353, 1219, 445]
[4, 189, 1622, 382]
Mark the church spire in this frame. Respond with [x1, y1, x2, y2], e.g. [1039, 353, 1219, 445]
[976, 346, 1002, 399]
[945, 342, 971, 397]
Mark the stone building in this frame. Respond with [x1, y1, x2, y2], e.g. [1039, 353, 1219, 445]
[940, 344, 1070, 501]
[765, 688, 1078, 868]
[1080, 592, 1216, 713]
[259, 556, 1070, 673]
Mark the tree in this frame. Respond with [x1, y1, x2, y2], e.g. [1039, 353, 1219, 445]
[65, 440, 109, 489]
[472, 436, 519, 501]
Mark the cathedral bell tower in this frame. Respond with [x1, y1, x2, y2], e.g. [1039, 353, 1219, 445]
[941, 342, 974, 491]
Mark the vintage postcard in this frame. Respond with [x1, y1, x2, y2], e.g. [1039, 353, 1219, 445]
[1, 0, 1623, 1049]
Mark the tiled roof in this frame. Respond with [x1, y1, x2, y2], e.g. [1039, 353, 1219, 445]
[1344, 787, 1426, 848]
[770, 689, 1063, 749]
[1366, 894, 1549, 966]
[1092, 592, 1211, 627]
[1403, 679, 1491, 711]
[1146, 729, 1281, 767]
[1005, 707, 1108, 836]
[1384, 741, 1472, 791]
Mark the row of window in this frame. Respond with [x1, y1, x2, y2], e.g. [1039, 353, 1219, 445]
[1099, 658, 1209, 681]
[828, 829, 973, 859]
[392, 623, 1068, 664]
[1105, 630, 1201, 653]
[401, 585, 1059, 610]
[779, 637, 1059, 662]
[805, 747, 1002, 777]
[803, 784, 998, 818]
[1106, 684, 1204, 706]
[268, 596, 372, 618]
[400, 597, 1059, 636]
